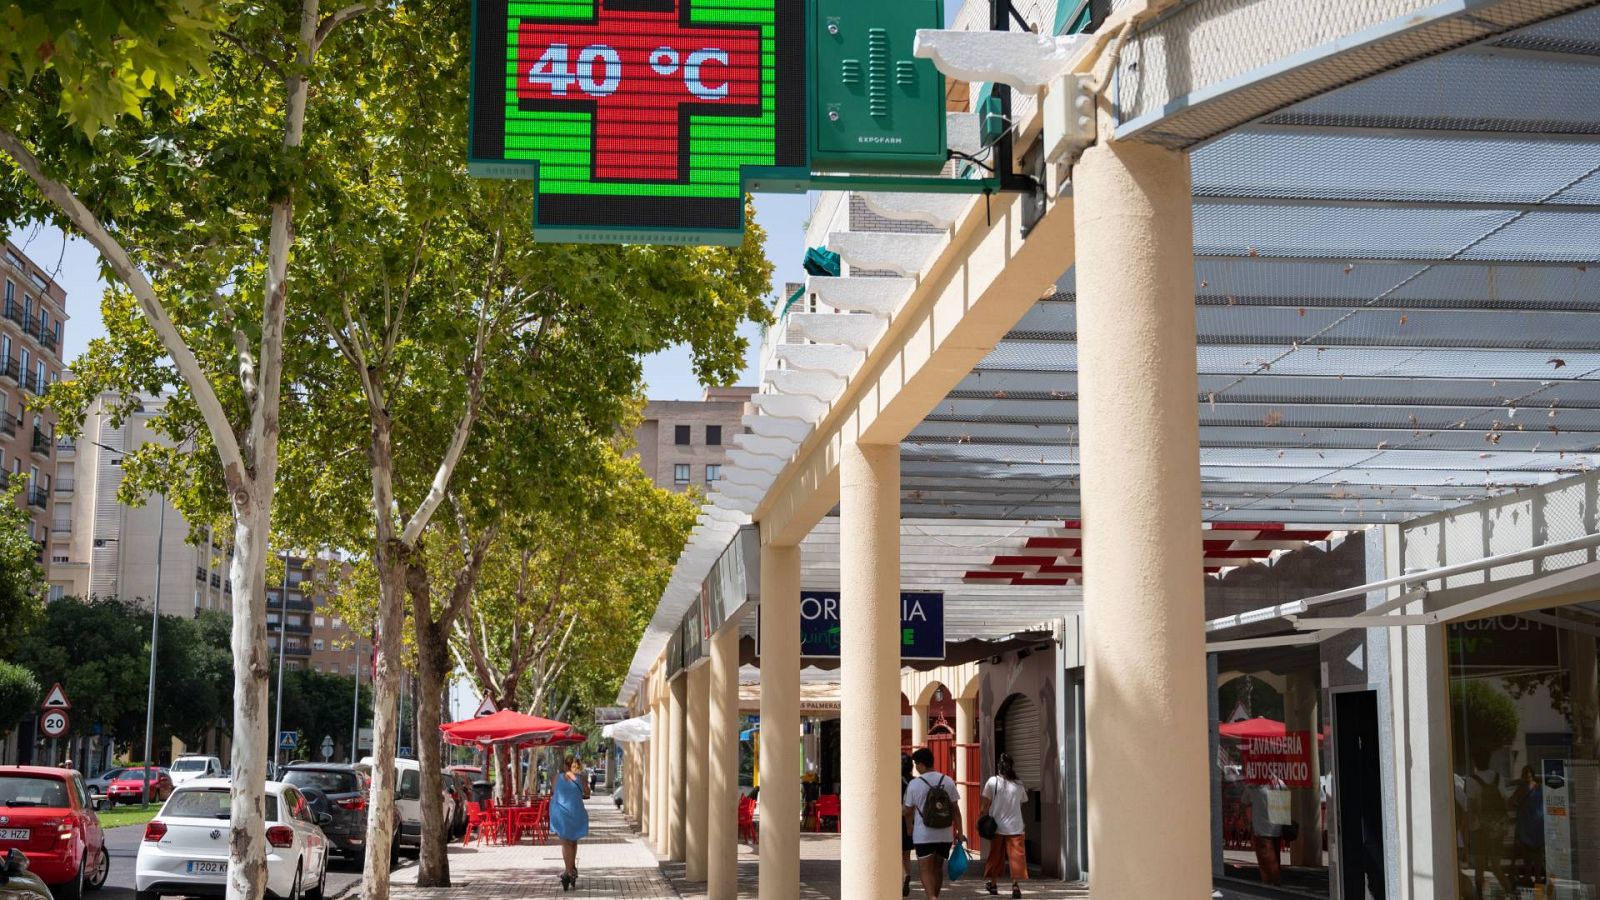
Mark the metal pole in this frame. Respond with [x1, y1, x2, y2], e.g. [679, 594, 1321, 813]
[271, 548, 290, 775]
[350, 644, 361, 762]
[141, 498, 166, 809]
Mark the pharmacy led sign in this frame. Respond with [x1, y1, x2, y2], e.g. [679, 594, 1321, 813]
[470, 0, 808, 245]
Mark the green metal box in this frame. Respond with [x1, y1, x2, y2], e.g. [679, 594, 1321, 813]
[809, 0, 947, 175]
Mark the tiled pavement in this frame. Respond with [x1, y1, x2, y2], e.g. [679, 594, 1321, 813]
[386, 795, 1274, 900]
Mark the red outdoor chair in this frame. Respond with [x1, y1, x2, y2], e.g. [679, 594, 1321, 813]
[814, 794, 840, 833]
[464, 802, 498, 846]
[737, 796, 758, 846]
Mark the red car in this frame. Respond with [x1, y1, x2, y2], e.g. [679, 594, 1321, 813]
[0, 766, 108, 900]
[105, 768, 172, 806]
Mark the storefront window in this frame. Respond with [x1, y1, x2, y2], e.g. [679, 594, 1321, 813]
[1448, 611, 1596, 899]
[1216, 666, 1331, 896]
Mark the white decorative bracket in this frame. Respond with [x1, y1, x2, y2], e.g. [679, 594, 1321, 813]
[764, 368, 846, 401]
[807, 275, 914, 317]
[786, 313, 885, 351]
[827, 232, 946, 277]
[751, 392, 828, 422]
[773, 344, 865, 376]
[741, 414, 812, 443]
[859, 193, 973, 230]
[913, 30, 1094, 94]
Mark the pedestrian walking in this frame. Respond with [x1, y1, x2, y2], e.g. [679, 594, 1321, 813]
[550, 755, 590, 891]
[979, 752, 1029, 897]
[902, 747, 963, 899]
[901, 753, 915, 897]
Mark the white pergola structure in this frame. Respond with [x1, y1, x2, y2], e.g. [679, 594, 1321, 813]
[618, 1, 1600, 898]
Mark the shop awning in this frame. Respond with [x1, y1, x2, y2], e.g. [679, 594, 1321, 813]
[601, 714, 652, 744]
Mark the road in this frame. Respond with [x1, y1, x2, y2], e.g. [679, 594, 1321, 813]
[101, 824, 401, 900]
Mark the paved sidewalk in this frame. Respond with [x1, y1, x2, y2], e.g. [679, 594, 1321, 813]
[388, 796, 678, 898]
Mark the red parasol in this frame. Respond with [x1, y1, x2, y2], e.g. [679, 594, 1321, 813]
[440, 709, 581, 748]
[1218, 717, 1286, 739]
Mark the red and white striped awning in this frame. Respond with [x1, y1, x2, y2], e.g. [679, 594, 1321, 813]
[962, 521, 1335, 586]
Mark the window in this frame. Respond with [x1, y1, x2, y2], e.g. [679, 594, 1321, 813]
[673, 464, 691, 484]
[267, 612, 279, 625]
[706, 425, 722, 446]
[347, 663, 356, 675]
[52, 322, 60, 346]
[705, 464, 722, 483]
[2, 280, 11, 306]
[313, 639, 324, 651]
[47, 584, 64, 602]
[35, 361, 43, 390]
[18, 348, 28, 380]
[1, 335, 9, 363]
[314, 616, 325, 628]
[332, 617, 343, 629]
[22, 296, 30, 322]
[674, 424, 691, 445]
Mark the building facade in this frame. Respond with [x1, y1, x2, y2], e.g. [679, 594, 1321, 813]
[0, 241, 67, 564]
[632, 386, 755, 493]
[48, 394, 231, 614]
[267, 554, 373, 680]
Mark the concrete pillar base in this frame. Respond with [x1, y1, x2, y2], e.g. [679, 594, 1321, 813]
[759, 543, 801, 900]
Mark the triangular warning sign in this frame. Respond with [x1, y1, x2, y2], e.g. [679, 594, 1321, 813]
[42, 683, 70, 710]
[474, 696, 497, 717]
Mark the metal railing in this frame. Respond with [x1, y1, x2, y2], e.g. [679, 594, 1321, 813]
[27, 487, 47, 509]
[31, 428, 51, 456]
[0, 356, 19, 383]
[40, 329, 56, 352]
[0, 412, 15, 438]
[53, 479, 72, 496]
[3, 300, 22, 328]
[55, 437, 74, 453]
[51, 518, 70, 534]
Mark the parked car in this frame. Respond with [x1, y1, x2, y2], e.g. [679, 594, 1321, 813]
[442, 770, 474, 839]
[166, 758, 223, 787]
[0, 848, 52, 900]
[280, 764, 400, 863]
[106, 769, 172, 807]
[136, 779, 329, 900]
[81, 769, 126, 801]
[357, 758, 456, 855]
[0, 766, 109, 900]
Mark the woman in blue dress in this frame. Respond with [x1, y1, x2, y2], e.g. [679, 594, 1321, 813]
[550, 755, 590, 891]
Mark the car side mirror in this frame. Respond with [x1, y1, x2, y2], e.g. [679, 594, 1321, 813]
[317, 813, 333, 826]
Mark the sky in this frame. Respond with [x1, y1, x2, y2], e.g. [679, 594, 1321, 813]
[8, 192, 812, 402]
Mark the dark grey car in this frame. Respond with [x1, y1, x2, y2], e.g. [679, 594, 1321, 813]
[281, 764, 399, 862]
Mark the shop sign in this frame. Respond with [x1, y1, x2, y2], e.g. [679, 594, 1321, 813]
[779, 590, 944, 660]
[469, 0, 808, 245]
[1239, 731, 1314, 789]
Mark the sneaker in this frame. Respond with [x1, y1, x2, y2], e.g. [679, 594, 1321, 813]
[1011, 888, 1022, 899]
[986, 882, 998, 896]
[902, 875, 911, 897]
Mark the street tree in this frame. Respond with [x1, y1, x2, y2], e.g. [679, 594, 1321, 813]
[265, 0, 772, 888]
[0, 479, 46, 658]
[0, 661, 39, 741]
[3, 4, 379, 896]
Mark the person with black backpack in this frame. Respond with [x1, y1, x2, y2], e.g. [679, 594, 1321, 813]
[902, 747, 964, 898]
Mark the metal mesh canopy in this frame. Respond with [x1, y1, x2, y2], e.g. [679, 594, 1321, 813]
[902, 6, 1600, 525]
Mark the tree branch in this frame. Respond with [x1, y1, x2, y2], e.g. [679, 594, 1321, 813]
[0, 128, 249, 487]
[313, 2, 371, 52]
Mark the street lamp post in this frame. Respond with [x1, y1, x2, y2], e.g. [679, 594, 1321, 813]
[141, 497, 166, 809]
[350, 644, 361, 763]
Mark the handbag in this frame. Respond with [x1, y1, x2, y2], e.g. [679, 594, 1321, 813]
[977, 814, 998, 840]
[1280, 820, 1301, 843]
[947, 837, 969, 881]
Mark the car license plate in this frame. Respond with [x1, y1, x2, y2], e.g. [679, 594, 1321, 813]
[0, 829, 28, 841]
[186, 861, 228, 875]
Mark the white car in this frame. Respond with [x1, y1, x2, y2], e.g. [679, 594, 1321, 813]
[357, 757, 457, 855]
[135, 779, 330, 900]
[167, 757, 224, 786]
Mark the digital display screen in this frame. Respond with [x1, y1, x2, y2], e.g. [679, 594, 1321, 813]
[471, 0, 808, 244]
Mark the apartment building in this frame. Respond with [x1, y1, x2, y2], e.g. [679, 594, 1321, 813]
[0, 241, 67, 563]
[49, 394, 231, 613]
[632, 386, 756, 492]
[267, 555, 373, 680]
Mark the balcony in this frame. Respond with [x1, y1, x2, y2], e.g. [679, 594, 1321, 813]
[0, 412, 15, 439]
[30, 429, 51, 457]
[0, 356, 18, 383]
[51, 518, 70, 534]
[268, 588, 313, 612]
[27, 488, 47, 509]
[270, 642, 312, 657]
[55, 437, 73, 455]
[38, 327, 56, 353]
[53, 478, 72, 496]
[3, 301, 22, 328]
[271, 619, 312, 635]
[23, 371, 46, 396]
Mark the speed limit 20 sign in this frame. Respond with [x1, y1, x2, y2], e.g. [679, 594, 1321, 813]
[39, 710, 69, 739]
[469, 0, 807, 244]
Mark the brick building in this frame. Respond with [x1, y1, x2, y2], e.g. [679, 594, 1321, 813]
[268, 555, 374, 680]
[631, 386, 755, 492]
[0, 241, 67, 563]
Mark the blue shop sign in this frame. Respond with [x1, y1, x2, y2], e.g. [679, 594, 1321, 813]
[796, 591, 944, 661]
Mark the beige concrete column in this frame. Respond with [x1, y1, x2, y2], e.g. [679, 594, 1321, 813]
[669, 675, 689, 862]
[1285, 672, 1322, 866]
[838, 442, 902, 900]
[686, 662, 711, 881]
[955, 698, 977, 835]
[652, 699, 667, 852]
[910, 703, 929, 749]
[759, 542, 801, 900]
[1073, 136, 1209, 898]
[708, 624, 741, 899]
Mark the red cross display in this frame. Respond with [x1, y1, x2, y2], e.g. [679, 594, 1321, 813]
[516, 5, 763, 182]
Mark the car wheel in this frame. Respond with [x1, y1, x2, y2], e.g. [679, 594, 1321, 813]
[86, 844, 110, 890]
[388, 835, 401, 871]
[289, 862, 303, 900]
[56, 851, 86, 900]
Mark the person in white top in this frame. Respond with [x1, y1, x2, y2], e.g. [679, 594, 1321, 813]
[979, 752, 1029, 898]
[902, 747, 964, 899]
